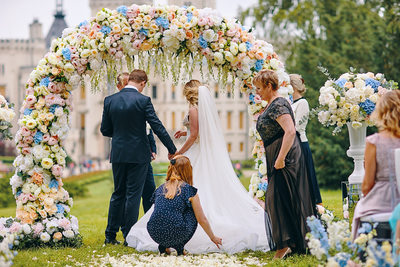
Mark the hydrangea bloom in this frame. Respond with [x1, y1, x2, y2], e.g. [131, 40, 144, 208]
[359, 99, 375, 115]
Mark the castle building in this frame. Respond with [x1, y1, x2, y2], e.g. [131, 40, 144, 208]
[0, 0, 252, 164]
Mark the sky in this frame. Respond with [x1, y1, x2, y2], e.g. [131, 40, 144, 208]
[0, 0, 258, 39]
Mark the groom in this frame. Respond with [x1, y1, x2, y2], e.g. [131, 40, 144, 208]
[101, 69, 176, 245]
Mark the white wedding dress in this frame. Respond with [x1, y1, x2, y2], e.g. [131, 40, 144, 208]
[126, 86, 270, 254]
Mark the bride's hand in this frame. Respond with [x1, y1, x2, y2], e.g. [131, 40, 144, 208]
[174, 130, 187, 139]
[211, 235, 222, 249]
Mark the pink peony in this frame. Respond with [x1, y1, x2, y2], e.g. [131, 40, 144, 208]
[9, 222, 22, 233]
[198, 18, 207, 26]
[51, 164, 63, 177]
[21, 146, 32, 155]
[26, 87, 35, 96]
[58, 218, 71, 230]
[24, 135, 34, 144]
[254, 94, 262, 104]
[43, 133, 50, 142]
[21, 127, 31, 137]
[26, 95, 37, 106]
[48, 82, 62, 94]
[226, 29, 237, 37]
[48, 137, 58, 146]
[32, 223, 45, 236]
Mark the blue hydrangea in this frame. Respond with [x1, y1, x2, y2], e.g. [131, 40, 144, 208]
[24, 108, 33, 116]
[333, 253, 351, 267]
[255, 59, 264, 72]
[62, 47, 71, 61]
[289, 95, 293, 103]
[365, 78, 381, 93]
[182, 5, 188, 9]
[8, 244, 13, 250]
[307, 217, 329, 253]
[78, 20, 88, 28]
[246, 41, 253, 51]
[357, 223, 372, 234]
[100, 26, 111, 35]
[249, 93, 255, 103]
[335, 78, 347, 88]
[139, 28, 149, 36]
[16, 189, 22, 197]
[49, 104, 60, 114]
[33, 131, 43, 144]
[116, 5, 128, 16]
[40, 77, 50, 87]
[49, 179, 59, 189]
[258, 182, 268, 191]
[198, 36, 208, 49]
[187, 12, 193, 22]
[155, 17, 169, 29]
[56, 204, 65, 214]
[359, 99, 376, 115]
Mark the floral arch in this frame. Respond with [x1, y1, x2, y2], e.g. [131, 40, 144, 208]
[6, 4, 292, 247]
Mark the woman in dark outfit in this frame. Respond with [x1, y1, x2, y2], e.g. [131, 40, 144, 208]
[253, 70, 316, 259]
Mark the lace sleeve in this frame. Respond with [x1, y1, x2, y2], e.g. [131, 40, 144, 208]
[269, 98, 292, 121]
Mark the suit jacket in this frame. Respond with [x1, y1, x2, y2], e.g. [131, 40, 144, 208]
[101, 87, 176, 163]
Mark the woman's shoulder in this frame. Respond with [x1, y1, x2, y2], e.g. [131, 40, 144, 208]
[182, 183, 198, 195]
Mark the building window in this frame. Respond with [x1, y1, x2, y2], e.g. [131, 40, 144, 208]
[0, 85, 5, 97]
[80, 86, 85, 99]
[152, 85, 157, 99]
[240, 142, 244, 152]
[172, 111, 176, 130]
[227, 111, 232, 130]
[239, 111, 244, 129]
[214, 84, 219, 98]
[184, 1, 192, 6]
[80, 113, 85, 130]
[171, 85, 176, 100]
[227, 143, 232, 153]
[0, 64, 4, 75]
[227, 83, 232, 98]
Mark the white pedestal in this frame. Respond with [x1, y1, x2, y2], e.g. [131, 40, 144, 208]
[346, 122, 367, 184]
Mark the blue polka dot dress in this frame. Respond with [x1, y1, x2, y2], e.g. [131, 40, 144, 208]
[147, 183, 198, 255]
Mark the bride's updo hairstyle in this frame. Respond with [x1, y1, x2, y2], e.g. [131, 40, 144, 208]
[290, 74, 306, 96]
[164, 155, 193, 199]
[183, 80, 201, 106]
[372, 90, 400, 137]
[253, 70, 279, 91]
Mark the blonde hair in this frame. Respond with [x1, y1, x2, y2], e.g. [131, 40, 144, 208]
[164, 155, 193, 199]
[183, 80, 201, 106]
[253, 70, 279, 91]
[373, 90, 400, 137]
[290, 74, 306, 96]
[117, 72, 129, 88]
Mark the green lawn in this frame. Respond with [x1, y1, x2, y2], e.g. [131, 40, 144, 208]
[0, 170, 342, 266]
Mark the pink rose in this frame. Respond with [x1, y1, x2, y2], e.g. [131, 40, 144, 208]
[226, 29, 237, 37]
[58, 218, 71, 230]
[32, 223, 44, 236]
[378, 86, 387, 96]
[207, 18, 214, 27]
[132, 40, 142, 50]
[26, 87, 35, 96]
[254, 94, 262, 104]
[28, 194, 36, 201]
[22, 146, 32, 155]
[48, 137, 58, 146]
[43, 133, 50, 142]
[198, 18, 207, 26]
[24, 135, 34, 144]
[26, 95, 37, 105]
[51, 164, 63, 177]
[9, 222, 22, 233]
[48, 82, 62, 93]
[21, 127, 31, 137]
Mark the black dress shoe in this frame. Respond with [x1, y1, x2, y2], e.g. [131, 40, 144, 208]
[104, 239, 121, 245]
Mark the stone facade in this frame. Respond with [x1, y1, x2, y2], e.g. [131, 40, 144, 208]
[0, 0, 252, 164]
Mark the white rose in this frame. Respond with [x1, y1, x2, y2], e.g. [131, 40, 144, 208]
[354, 79, 365, 89]
[249, 184, 258, 193]
[256, 190, 265, 198]
[203, 29, 217, 43]
[269, 58, 279, 70]
[369, 94, 378, 103]
[54, 107, 64, 117]
[63, 230, 75, 238]
[47, 53, 58, 65]
[224, 51, 234, 62]
[238, 43, 247, 53]
[22, 224, 31, 235]
[96, 11, 106, 22]
[213, 52, 224, 64]
[40, 232, 51, 242]
[318, 111, 330, 124]
[328, 99, 337, 110]
[230, 43, 238, 55]
[63, 63, 75, 73]
[351, 121, 362, 129]
[258, 163, 267, 175]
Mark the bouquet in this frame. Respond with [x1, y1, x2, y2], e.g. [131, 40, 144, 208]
[315, 68, 398, 135]
[0, 95, 15, 140]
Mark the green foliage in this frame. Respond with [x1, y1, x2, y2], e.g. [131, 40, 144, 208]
[0, 174, 14, 208]
[242, 0, 398, 188]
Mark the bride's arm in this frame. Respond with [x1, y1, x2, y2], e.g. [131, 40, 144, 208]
[175, 107, 199, 155]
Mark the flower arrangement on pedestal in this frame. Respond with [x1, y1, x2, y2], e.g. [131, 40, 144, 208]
[0, 95, 15, 140]
[6, 4, 291, 247]
[315, 69, 398, 135]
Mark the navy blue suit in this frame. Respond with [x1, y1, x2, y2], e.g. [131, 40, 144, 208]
[143, 129, 156, 213]
[101, 87, 176, 239]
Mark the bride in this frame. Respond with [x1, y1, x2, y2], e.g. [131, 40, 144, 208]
[126, 80, 271, 254]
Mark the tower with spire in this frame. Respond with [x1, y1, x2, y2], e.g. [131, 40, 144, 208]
[45, 0, 68, 48]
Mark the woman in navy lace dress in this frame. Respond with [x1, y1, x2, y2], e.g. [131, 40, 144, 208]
[147, 155, 222, 255]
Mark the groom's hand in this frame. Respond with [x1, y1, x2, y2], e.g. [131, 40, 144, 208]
[168, 153, 174, 160]
[174, 130, 187, 139]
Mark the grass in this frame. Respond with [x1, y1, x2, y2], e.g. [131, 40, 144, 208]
[0, 169, 342, 266]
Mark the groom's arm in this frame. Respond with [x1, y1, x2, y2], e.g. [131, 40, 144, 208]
[144, 98, 176, 155]
[100, 97, 113, 137]
[147, 129, 157, 154]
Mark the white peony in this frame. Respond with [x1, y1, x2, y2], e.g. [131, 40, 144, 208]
[229, 43, 238, 55]
[202, 29, 217, 43]
[40, 232, 51, 242]
[22, 224, 31, 235]
[224, 51, 234, 62]
[258, 163, 267, 175]
[63, 63, 75, 73]
[238, 43, 247, 53]
[213, 52, 224, 64]
[354, 79, 365, 89]
[318, 111, 331, 124]
[256, 190, 265, 198]
[63, 230, 75, 238]
[269, 58, 280, 70]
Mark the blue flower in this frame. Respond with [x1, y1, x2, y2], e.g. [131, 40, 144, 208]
[24, 108, 33, 116]
[56, 204, 65, 214]
[198, 36, 208, 49]
[33, 131, 43, 144]
[249, 93, 255, 103]
[307, 216, 329, 253]
[100, 26, 111, 35]
[49, 179, 59, 189]
[333, 253, 351, 267]
[258, 182, 268, 191]
[357, 222, 372, 234]
[335, 78, 347, 88]
[49, 104, 60, 114]
[16, 189, 22, 197]
[246, 41, 253, 51]
[78, 20, 88, 28]
[116, 5, 128, 16]
[182, 5, 188, 9]
[289, 95, 293, 103]
[40, 77, 50, 87]
[365, 78, 381, 93]
[62, 47, 71, 61]
[359, 99, 375, 115]
[255, 59, 264, 72]
[187, 12, 193, 22]
[139, 28, 149, 36]
[155, 17, 169, 29]
[8, 244, 13, 250]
